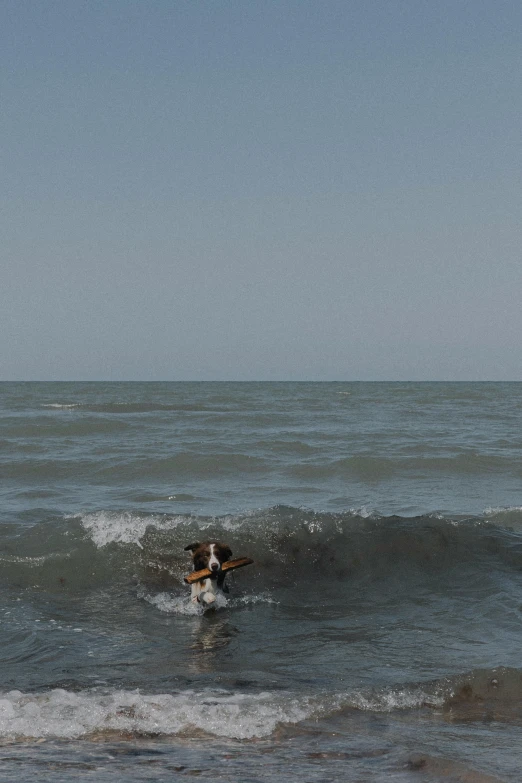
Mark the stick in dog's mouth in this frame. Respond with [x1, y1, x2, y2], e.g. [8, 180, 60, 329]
[184, 557, 254, 584]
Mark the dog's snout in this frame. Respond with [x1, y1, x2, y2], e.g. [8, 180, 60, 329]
[211, 562, 219, 572]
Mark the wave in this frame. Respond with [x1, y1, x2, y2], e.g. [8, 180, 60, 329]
[0, 452, 269, 483]
[41, 402, 232, 414]
[341, 666, 522, 725]
[0, 666, 518, 740]
[2, 506, 522, 596]
[0, 418, 132, 440]
[0, 687, 319, 740]
[97, 452, 269, 481]
[42, 403, 82, 409]
[484, 506, 522, 525]
[289, 452, 513, 481]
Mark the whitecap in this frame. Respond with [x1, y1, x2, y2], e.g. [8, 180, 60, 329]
[483, 506, 522, 530]
[350, 685, 444, 712]
[79, 511, 184, 548]
[0, 688, 318, 740]
[41, 403, 81, 409]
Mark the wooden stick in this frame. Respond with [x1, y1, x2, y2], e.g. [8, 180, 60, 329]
[184, 557, 254, 584]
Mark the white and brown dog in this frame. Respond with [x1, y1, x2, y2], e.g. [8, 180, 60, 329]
[184, 541, 233, 606]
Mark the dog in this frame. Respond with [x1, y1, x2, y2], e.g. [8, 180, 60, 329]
[184, 541, 232, 606]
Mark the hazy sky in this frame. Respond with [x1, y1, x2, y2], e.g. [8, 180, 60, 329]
[2, 0, 521, 380]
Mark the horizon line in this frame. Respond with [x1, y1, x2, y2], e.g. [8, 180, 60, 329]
[1, 379, 521, 384]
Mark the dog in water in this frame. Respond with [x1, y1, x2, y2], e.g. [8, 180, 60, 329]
[184, 541, 233, 606]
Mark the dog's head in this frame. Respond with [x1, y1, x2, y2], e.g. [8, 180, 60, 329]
[184, 541, 232, 573]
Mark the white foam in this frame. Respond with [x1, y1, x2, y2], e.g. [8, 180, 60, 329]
[484, 506, 522, 516]
[143, 590, 277, 615]
[483, 507, 522, 531]
[351, 506, 376, 519]
[0, 688, 317, 740]
[79, 510, 225, 548]
[42, 403, 81, 409]
[220, 510, 260, 533]
[229, 592, 279, 608]
[80, 511, 185, 548]
[350, 686, 444, 712]
[142, 591, 218, 616]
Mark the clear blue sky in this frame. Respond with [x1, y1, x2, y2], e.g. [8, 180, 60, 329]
[2, 0, 521, 380]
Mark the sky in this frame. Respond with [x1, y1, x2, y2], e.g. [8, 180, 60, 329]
[2, 0, 521, 381]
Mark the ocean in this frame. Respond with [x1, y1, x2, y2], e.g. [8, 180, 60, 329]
[1, 381, 522, 782]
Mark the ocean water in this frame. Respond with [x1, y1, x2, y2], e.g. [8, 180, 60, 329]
[1, 381, 522, 781]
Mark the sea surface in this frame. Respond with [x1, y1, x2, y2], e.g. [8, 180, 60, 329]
[1, 381, 522, 782]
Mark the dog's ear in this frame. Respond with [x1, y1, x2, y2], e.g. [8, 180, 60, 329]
[219, 543, 233, 561]
[184, 542, 201, 553]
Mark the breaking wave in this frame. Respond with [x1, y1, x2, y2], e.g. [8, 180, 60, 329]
[0, 688, 317, 740]
[0, 666, 519, 741]
[2, 505, 522, 596]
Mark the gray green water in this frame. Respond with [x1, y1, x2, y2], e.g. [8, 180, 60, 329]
[1, 382, 522, 781]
